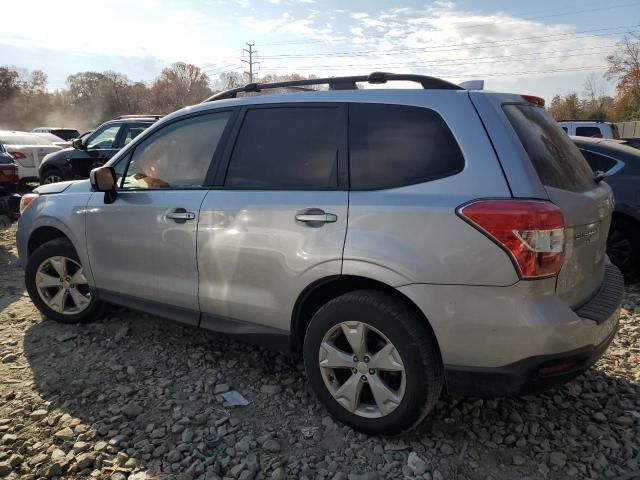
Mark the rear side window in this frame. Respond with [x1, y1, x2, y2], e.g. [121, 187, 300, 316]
[349, 103, 464, 190]
[611, 124, 621, 139]
[225, 107, 341, 189]
[503, 105, 595, 192]
[580, 150, 618, 173]
[575, 126, 603, 138]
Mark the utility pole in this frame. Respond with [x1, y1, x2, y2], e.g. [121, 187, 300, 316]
[242, 43, 259, 83]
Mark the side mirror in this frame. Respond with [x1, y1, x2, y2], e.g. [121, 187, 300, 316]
[90, 166, 117, 204]
[71, 138, 84, 150]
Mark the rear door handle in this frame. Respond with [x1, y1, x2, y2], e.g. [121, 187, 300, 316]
[295, 211, 337, 224]
[166, 211, 196, 222]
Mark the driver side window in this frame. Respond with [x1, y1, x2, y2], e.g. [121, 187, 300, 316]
[87, 125, 120, 150]
[118, 111, 232, 190]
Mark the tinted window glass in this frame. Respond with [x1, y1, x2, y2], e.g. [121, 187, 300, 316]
[225, 107, 340, 189]
[561, 126, 568, 133]
[575, 126, 603, 138]
[120, 112, 231, 189]
[87, 125, 120, 150]
[580, 149, 618, 173]
[349, 103, 464, 190]
[122, 123, 149, 146]
[503, 105, 595, 192]
[50, 129, 80, 141]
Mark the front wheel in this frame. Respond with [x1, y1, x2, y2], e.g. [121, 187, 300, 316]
[25, 238, 102, 323]
[303, 290, 443, 435]
[40, 168, 64, 185]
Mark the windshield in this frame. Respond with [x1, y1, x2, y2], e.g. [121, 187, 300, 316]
[0, 133, 54, 146]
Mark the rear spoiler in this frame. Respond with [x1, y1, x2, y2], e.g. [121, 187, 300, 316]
[459, 80, 484, 90]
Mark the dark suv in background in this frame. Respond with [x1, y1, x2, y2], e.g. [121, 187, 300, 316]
[572, 136, 640, 282]
[38, 116, 159, 184]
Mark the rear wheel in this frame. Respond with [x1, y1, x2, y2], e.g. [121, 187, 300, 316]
[607, 217, 640, 282]
[25, 238, 102, 323]
[40, 168, 63, 185]
[303, 290, 443, 435]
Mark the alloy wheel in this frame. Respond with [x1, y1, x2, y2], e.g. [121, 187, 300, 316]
[318, 321, 406, 418]
[42, 174, 62, 184]
[35, 256, 91, 315]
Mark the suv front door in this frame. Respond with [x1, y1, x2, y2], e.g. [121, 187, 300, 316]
[197, 104, 348, 336]
[85, 111, 235, 325]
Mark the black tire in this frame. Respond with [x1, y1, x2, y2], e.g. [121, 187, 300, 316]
[303, 290, 443, 435]
[607, 217, 640, 283]
[25, 238, 102, 323]
[40, 168, 64, 185]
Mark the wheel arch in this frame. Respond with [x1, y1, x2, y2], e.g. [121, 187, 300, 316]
[290, 275, 442, 355]
[612, 209, 640, 226]
[27, 226, 71, 257]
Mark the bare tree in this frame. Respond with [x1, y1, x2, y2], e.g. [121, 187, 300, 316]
[606, 32, 640, 85]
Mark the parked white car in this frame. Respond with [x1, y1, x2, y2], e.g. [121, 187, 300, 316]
[0, 131, 62, 183]
[32, 132, 71, 148]
[557, 120, 621, 139]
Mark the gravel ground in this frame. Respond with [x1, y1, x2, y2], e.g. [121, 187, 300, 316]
[0, 225, 639, 480]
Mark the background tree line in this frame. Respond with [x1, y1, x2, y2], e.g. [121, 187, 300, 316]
[549, 33, 640, 121]
[0, 62, 315, 132]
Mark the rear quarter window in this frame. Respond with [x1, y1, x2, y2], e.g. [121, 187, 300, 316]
[503, 104, 596, 192]
[575, 126, 603, 138]
[348, 103, 464, 190]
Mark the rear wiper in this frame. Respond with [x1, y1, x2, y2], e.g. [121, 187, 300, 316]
[593, 170, 607, 183]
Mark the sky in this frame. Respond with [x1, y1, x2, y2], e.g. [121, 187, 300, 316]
[2, 0, 639, 102]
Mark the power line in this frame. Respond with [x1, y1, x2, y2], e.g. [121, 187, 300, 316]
[257, 25, 635, 59]
[435, 1, 640, 31]
[256, 2, 638, 48]
[258, 46, 614, 71]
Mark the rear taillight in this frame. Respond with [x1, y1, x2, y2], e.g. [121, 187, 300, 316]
[521, 95, 545, 107]
[458, 200, 565, 279]
[9, 151, 26, 160]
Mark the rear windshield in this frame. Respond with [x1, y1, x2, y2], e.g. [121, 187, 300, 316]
[503, 104, 596, 192]
[51, 129, 80, 141]
[0, 134, 52, 146]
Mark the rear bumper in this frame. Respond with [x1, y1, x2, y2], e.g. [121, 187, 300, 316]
[398, 264, 623, 397]
[444, 314, 618, 397]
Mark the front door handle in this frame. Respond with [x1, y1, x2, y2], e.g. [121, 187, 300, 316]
[295, 209, 337, 226]
[166, 210, 196, 222]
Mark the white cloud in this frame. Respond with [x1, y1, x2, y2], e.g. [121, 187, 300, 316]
[0, 0, 237, 68]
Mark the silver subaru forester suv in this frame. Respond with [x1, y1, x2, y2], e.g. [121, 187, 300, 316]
[16, 73, 623, 435]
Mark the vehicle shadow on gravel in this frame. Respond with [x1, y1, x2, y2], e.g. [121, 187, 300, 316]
[21, 299, 640, 480]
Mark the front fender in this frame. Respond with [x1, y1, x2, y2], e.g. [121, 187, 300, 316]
[17, 192, 94, 286]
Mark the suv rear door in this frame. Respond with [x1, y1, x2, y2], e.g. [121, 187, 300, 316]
[472, 93, 613, 307]
[197, 104, 348, 335]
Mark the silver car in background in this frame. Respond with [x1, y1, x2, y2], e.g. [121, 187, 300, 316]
[16, 73, 623, 434]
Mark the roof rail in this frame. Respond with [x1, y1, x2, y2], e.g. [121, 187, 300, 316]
[117, 114, 163, 120]
[557, 119, 607, 123]
[203, 72, 462, 102]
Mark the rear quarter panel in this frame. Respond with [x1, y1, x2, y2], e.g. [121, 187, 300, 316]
[343, 91, 518, 286]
